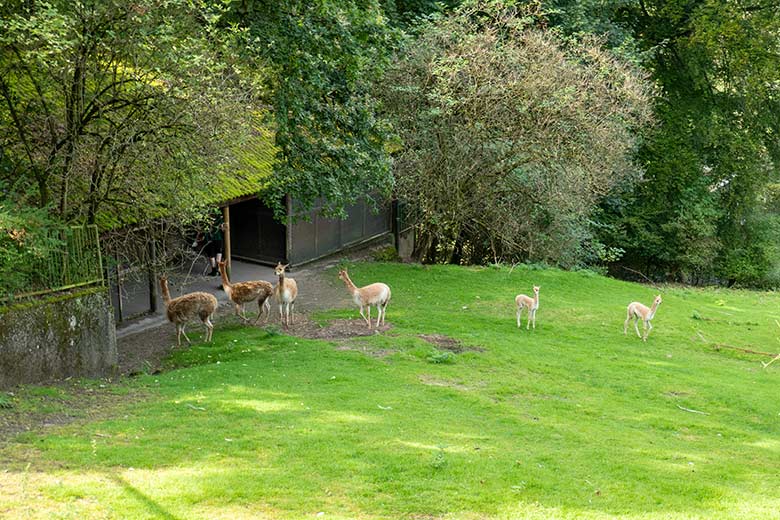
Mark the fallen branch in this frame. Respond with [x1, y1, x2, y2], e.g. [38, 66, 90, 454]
[620, 266, 663, 292]
[677, 405, 709, 416]
[711, 343, 777, 357]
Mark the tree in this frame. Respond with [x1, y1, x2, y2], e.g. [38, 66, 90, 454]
[380, 5, 654, 265]
[228, 0, 397, 219]
[0, 0, 257, 227]
[591, 0, 780, 285]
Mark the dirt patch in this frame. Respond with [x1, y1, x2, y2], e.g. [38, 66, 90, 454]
[0, 382, 147, 449]
[418, 334, 485, 353]
[418, 374, 473, 391]
[334, 341, 397, 359]
[283, 314, 393, 340]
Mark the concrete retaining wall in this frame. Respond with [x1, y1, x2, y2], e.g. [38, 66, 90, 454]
[0, 288, 117, 388]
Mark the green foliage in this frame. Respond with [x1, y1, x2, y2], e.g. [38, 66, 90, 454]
[0, 199, 64, 298]
[426, 349, 456, 364]
[588, 0, 780, 286]
[0, 393, 13, 409]
[230, 1, 397, 219]
[0, 0, 259, 227]
[372, 246, 402, 262]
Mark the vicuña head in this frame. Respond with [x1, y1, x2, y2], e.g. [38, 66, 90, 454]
[274, 262, 289, 276]
[338, 269, 349, 281]
[533, 285, 540, 294]
[654, 294, 662, 306]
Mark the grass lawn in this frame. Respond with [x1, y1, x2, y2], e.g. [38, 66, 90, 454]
[1, 262, 779, 519]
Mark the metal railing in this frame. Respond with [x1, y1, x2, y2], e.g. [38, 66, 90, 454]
[5, 225, 104, 302]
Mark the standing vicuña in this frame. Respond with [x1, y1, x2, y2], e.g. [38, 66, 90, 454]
[515, 286, 540, 330]
[159, 275, 218, 347]
[338, 269, 391, 329]
[274, 263, 298, 327]
[624, 295, 662, 341]
[218, 261, 273, 325]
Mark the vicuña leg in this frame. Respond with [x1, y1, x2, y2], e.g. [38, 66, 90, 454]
[252, 300, 268, 325]
[531, 309, 537, 330]
[517, 307, 523, 329]
[359, 305, 369, 326]
[643, 320, 652, 341]
[178, 325, 192, 345]
[633, 316, 642, 338]
[204, 317, 214, 342]
[367, 306, 372, 329]
[278, 303, 284, 325]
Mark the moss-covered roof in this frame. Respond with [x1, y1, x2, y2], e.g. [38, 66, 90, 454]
[95, 125, 277, 230]
[204, 125, 277, 206]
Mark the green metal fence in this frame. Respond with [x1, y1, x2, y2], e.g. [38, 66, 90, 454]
[8, 225, 104, 301]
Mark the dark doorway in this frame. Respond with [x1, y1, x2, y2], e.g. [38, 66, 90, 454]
[230, 198, 287, 264]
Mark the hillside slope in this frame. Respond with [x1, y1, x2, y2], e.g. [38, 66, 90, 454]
[1, 263, 778, 519]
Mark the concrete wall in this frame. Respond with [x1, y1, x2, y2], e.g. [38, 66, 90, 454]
[0, 288, 117, 388]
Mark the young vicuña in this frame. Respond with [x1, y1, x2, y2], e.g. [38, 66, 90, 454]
[337, 269, 391, 329]
[515, 286, 540, 330]
[624, 295, 662, 341]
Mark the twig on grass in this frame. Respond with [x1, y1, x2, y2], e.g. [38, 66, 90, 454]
[186, 403, 206, 411]
[677, 405, 709, 416]
[761, 353, 780, 369]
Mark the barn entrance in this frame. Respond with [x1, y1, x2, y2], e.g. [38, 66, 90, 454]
[229, 197, 287, 265]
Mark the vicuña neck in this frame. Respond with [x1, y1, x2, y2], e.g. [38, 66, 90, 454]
[219, 265, 231, 289]
[160, 279, 171, 305]
[649, 301, 659, 316]
[341, 274, 357, 293]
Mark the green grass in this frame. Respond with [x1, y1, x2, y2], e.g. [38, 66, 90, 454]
[2, 262, 780, 519]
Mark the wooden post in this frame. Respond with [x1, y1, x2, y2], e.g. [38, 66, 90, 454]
[223, 205, 231, 277]
[148, 239, 157, 314]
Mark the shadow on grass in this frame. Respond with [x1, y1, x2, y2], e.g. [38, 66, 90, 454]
[110, 474, 181, 520]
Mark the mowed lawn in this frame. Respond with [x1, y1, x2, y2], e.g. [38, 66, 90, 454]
[1, 263, 779, 519]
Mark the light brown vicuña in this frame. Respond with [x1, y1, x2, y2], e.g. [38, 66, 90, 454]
[515, 286, 540, 330]
[338, 269, 391, 329]
[159, 275, 218, 347]
[218, 261, 273, 325]
[624, 295, 662, 341]
[273, 263, 298, 327]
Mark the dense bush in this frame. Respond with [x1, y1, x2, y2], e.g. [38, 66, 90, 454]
[380, 5, 653, 266]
